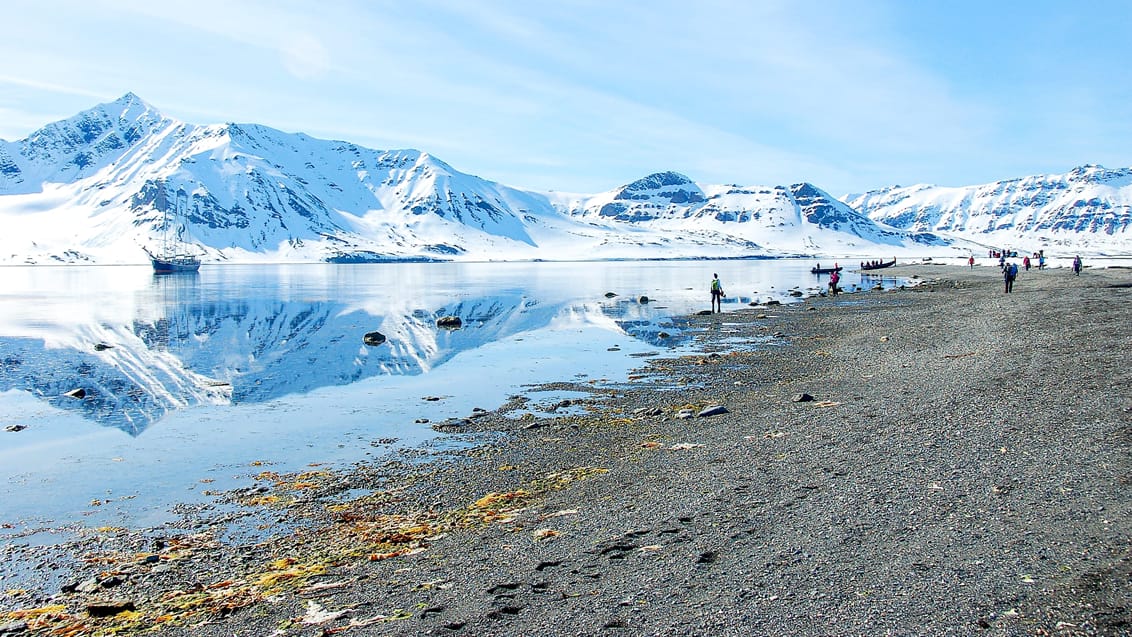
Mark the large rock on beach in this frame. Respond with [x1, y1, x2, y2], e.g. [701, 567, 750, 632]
[85, 600, 136, 617]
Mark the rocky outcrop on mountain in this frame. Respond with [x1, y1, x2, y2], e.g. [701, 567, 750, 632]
[790, 182, 948, 247]
[596, 172, 706, 221]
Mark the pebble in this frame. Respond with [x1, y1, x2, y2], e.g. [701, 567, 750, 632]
[0, 621, 28, 636]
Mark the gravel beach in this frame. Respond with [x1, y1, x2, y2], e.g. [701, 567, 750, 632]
[3, 264, 1130, 637]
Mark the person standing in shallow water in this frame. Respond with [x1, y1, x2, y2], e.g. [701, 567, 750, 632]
[710, 273, 724, 313]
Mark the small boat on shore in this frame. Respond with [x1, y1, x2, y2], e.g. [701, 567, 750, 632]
[860, 258, 897, 271]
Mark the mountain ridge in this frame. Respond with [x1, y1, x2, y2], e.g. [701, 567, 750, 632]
[847, 164, 1132, 253]
[1, 93, 1127, 263]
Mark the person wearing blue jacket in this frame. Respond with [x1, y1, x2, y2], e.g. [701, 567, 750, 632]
[1004, 262, 1018, 293]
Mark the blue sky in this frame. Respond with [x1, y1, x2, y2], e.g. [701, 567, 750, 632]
[2, 0, 1130, 195]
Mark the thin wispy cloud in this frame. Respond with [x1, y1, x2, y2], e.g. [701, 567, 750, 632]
[2, 0, 1129, 194]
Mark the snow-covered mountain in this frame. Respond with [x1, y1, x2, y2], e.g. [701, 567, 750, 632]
[0, 93, 556, 263]
[847, 165, 1132, 254]
[556, 171, 947, 254]
[0, 93, 955, 264]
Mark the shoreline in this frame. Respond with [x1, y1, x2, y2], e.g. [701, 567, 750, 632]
[3, 254, 1132, 269]
[2, 264, 1130, 636]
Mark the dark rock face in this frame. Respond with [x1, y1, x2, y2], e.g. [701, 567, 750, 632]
[362, 331, 386, 346]
[436, 316, 463, 329]
[616, 171, 697, 198]
[597, 172, 707, 221]
[790, 182, 900, 242]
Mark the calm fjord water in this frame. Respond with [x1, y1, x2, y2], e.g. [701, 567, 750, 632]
[0, 260, 883, 530]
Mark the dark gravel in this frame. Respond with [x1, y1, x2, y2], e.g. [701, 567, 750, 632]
[3, 264, 1129, 637]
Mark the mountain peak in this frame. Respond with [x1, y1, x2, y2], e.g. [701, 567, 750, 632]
[613, 171, 701, 201]
[620, 171, 695, 194]
[115, 91, 145, 106]
[789, 182, 828, 198]
[789, 181, 898, 239]
[1065, 163, 1132, 186]
[2, 93, 176, 191]
[94, 92, 161, 122]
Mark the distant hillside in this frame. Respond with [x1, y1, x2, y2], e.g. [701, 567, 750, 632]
[846, 165, 1132, 254]
[556, 171, 947, 254]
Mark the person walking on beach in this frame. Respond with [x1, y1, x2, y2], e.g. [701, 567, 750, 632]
[710, 273, 724, 313]
[1023, 255, 1031, 271]
[1004, 261, 1018, 293]
[968, 255, 975, 268]
[1072, 255, 1083, 276]
[828, 269, 841, 296]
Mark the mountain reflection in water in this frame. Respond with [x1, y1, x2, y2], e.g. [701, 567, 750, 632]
[0, 262, 742, 435]
[0, 261, 909, 531]
[0, 261, 899, 436]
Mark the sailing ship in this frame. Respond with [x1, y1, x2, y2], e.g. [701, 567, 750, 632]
[145, 187, 201, 274]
